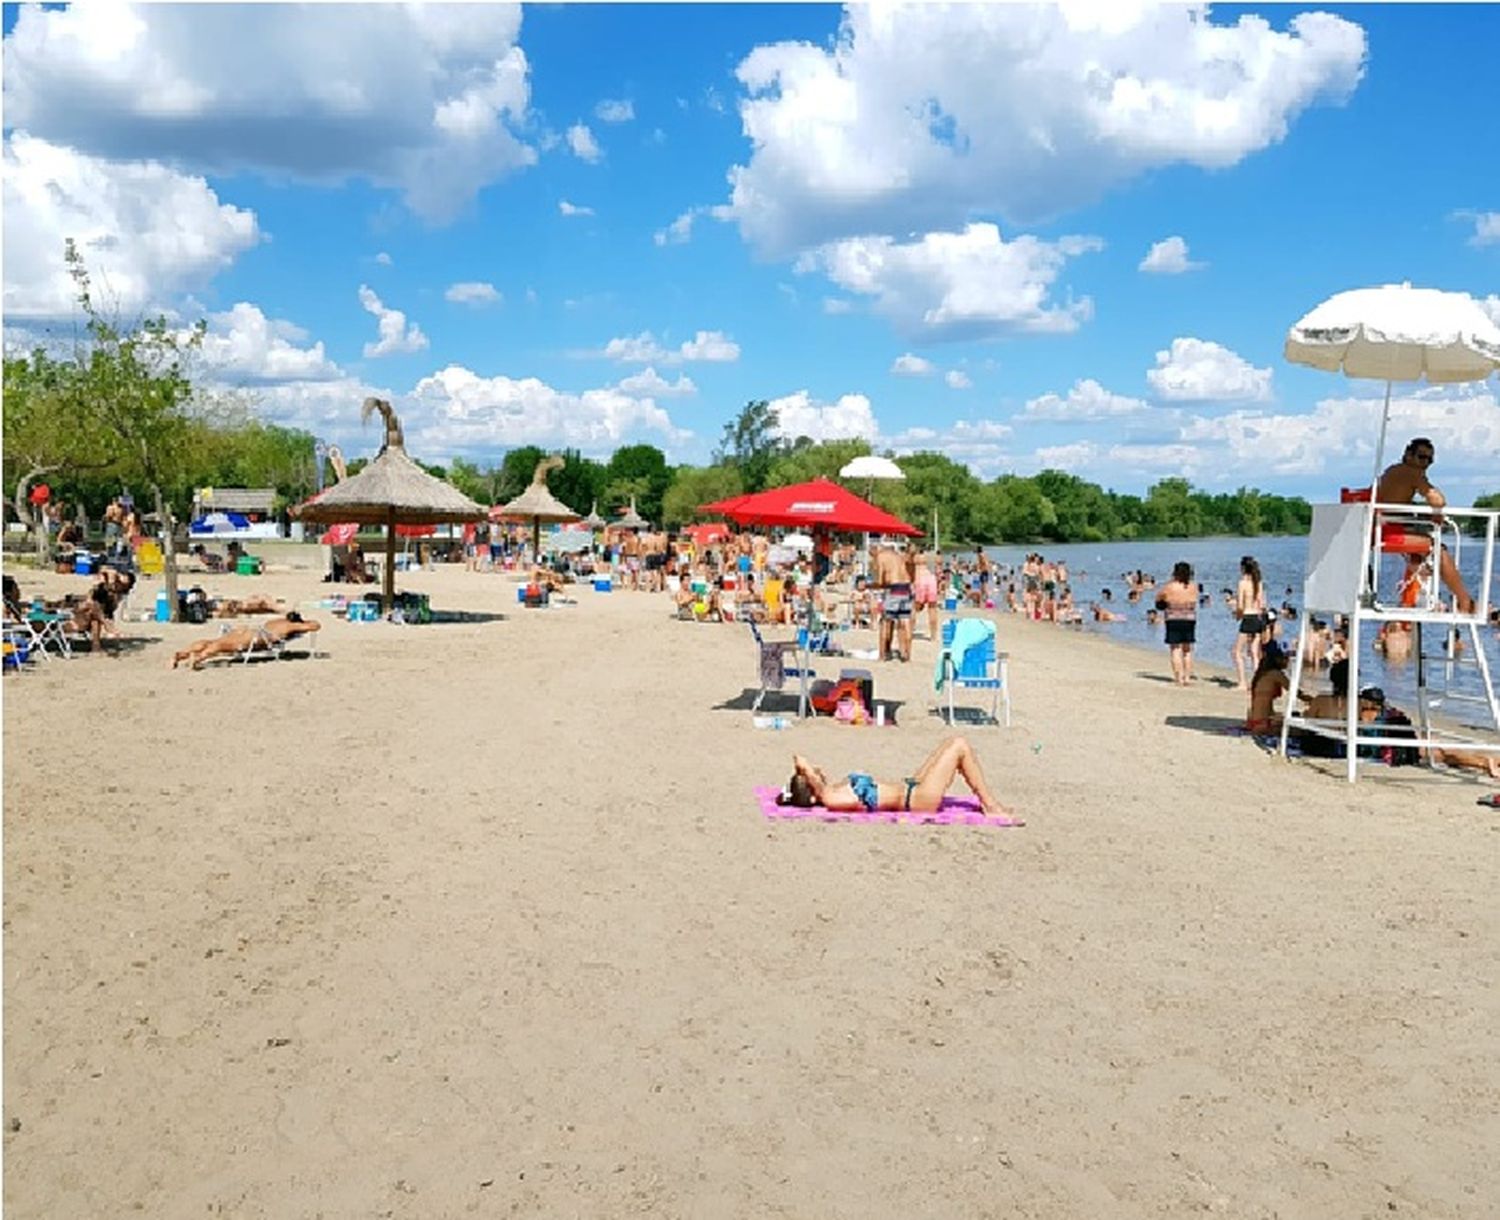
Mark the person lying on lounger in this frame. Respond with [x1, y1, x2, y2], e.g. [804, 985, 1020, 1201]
[778, 734, 1019, 820]
[213, 594, 287, 617]
[171, 613, 321, 670]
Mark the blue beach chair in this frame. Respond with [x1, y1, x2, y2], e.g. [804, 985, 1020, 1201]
[940, 619, 1011, 727]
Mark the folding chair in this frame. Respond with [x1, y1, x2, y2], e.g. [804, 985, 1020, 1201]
[940, 619, 1011, 727]
[25, 606, 74, 659]
[748, 619, 816, 714]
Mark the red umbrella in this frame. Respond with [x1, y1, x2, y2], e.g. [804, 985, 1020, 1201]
[699, 477, 920, 535]
[682, 521, 732, 548]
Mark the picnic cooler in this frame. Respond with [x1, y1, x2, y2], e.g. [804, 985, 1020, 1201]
[593, 576, 612, 592]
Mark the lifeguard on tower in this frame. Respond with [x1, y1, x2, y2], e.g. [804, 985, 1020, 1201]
[1278, 283, 1499, 782]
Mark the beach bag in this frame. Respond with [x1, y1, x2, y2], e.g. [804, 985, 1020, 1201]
[180, 586, 210, 624]
[810, 677, 867, 717]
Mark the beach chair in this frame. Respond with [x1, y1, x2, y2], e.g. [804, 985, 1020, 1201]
[24, 605, 75, 659]
[940, 619, 1010, 727]
[749, 618, 816, 714]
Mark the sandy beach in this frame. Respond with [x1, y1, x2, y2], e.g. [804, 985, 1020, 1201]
[4, 563, 1498, 1218]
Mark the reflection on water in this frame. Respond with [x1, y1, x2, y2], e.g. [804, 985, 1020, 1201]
[974, 535, 1498, 710]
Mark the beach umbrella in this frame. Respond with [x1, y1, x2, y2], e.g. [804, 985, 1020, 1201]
[701, 477, 920, 535]
[781, 532, 814, 551]
[1285, 283, 1500, 483]
[682, 521, 731, 550]
[493, 455, 581, 560]
[839, 454, 907, 573]
[291, 398, 485, 609]
[614, 496, 650, 531]
[581, 501, 607, 529]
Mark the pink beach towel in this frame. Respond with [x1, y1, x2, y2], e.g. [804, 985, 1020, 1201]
[754, 786, 1023, 827]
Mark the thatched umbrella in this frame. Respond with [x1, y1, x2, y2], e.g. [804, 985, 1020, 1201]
[291, 398, 486, 609]
[581, 501, 606, 529]
[493, 455, 580, 559]
[614, 496, 649, 531]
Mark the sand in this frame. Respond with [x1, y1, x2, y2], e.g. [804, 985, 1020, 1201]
[4, 562, 1498, 1218]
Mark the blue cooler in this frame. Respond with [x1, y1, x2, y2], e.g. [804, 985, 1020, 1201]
[155, 590, 171, 622]
[944, 597, 958, 611]
[74, 552, 94, 575]
[593, 576, 612, 593]
[516, 586, 527, 603]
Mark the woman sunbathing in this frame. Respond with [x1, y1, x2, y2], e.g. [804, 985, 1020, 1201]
[779, 734, 1019, 820]
[171, 613, 321, 670]
[213, 595, 287, 617]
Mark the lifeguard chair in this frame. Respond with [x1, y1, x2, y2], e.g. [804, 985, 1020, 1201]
[1278, 284, 1499, 781]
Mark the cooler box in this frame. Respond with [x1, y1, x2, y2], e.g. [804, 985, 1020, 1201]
[155, 590, 171, 622]
[516, 586, 527, 603]
[346, 600, 379, 622]
[74, 553, 94, 575]
[236, 555, 260, 575]
[944, 597, 958, 611]
[593, 576, 612, 593]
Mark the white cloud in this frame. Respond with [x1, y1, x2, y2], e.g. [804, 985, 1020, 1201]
[444, 281, 501, 307]
[769, 390, 879, 443]
[409, 364, 688, 455]
[2, 133, 260, 318]
[1480, 295, 1500, 327]
[600, 329, 740, 365]
[595, 98, 634, 124]
[559, 199, 595, 217]
[615, 367, 697, 398]
[654, 209, 698, 246]
[358, 285, 428, 357]
[1138, 235, 1205, 274]
[822, 297, 855, 315]
[725, 5, 1366, 254]
[567, 123, 602, 163]
[1147, 337, 1272, 402]
[886, 418, 1013, 477]
[891, 353, 934, 376]
[2, 4, 535, 223]
[1454, 210, 1500, 247]
[802, 223, 1101, 340]
[195, 303, 340, 383]
[945, 370, 972, 390]
[374, 251, 392, 267]
[1022, 377, 1150, 420]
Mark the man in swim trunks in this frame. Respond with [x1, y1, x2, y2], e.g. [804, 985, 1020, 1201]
[1375, 438, 1476, 615]
[777, 734, 1018, 819]
[872, 544, 913, 662]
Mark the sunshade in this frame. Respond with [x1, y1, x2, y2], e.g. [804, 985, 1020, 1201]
[682, 521, 732, 548]
[190, 511, 251, 535]
[492, 455, 581, 558]
[613, 496, 649, 530]
[838, 454, 906, 481]
[581, 501, 607, 529]
[700, 477, 920, 535]
[782, 532, 814, 551]
[292, 398, 486, 607]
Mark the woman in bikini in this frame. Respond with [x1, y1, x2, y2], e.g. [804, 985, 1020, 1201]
[1231, 555, 1268, 691]
[777, 735, 1019, 821]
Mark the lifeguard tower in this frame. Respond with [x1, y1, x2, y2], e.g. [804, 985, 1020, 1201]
[1278, 285, 1499, 781]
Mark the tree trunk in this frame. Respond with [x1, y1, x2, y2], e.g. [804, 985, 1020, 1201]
[152, 483, 181, 623]
[13, 468, 56, 567]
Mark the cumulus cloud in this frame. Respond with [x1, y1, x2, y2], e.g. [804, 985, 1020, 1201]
[595, 98, 634, 124]
[358, 285, 428, 357]
[615, 367, 697, 397]
[600, 329, 740, 365]
[194, 303, 340, 383]
[1147, 337, 1272, 402]
[1480, 294, 1500, 326]
[1022, 378, 1150, 420]
[375, 251, 393, 267]
[444, 281, 501, 307]
[891, 353, 934, 376]
[1472, 213, 1500, 246]
[944, 370, 972, 390]
[886, 418, 1013, 477]
[725, 5, 1366, 254]
[2, 133, 260, 318]
[769, 390, 879, 443]
[559, 199, 595, 217]
[1138, 235, 1205, 274]
[1, 3, 536, 223]
[802, 223, 1101, 341]
[823, 297, 855, 315]
[409, 364, 688, 455]
[567, 123, 602, 162]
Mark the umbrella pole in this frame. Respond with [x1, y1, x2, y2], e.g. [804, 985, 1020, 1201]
[1370, 379, 1393, 491]
[384, 507, 397, 611]
[1362, 379, 1394, 603]
[533, 516, 540, 566]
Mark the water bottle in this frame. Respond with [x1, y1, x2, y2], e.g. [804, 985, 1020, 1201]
[753, 715, 789, 730]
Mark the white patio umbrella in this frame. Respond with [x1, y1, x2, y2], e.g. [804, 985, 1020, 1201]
[781, 532, 814, 551]
[839, 454, 907, 572]
[1285, 282, 1500, 482]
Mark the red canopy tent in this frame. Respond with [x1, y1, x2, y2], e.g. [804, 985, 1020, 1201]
[699, 477, 920, 535]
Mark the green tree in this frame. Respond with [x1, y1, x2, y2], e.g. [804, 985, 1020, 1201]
[66, 241, 204, 617]
[713, 399, 784, 492]
[605, 444, 670, 521]
[547, 449, 607, 515]
[660, 464, 744, 526]
[1142, 478, 1202, 537]
[885, 452, 980, 544]
[495, 446, 548, 503]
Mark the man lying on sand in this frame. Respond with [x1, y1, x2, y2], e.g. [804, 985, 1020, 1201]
[778, 734, 1019, 820]
[171, 614, 321, 670]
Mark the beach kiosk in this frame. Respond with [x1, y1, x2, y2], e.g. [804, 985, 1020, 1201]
[1278, 285, 1499, 780]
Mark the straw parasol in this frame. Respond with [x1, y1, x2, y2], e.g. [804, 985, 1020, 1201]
[614, 496, 649, 531]
[492, 455, 581, 558]
[581, 501, 606, 529]
[292, 398, 486, 608]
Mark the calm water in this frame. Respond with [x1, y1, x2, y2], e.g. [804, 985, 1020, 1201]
[974, 535, 1499, 710]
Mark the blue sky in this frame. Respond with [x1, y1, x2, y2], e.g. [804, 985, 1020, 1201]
[3, 2, 1497, 499]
